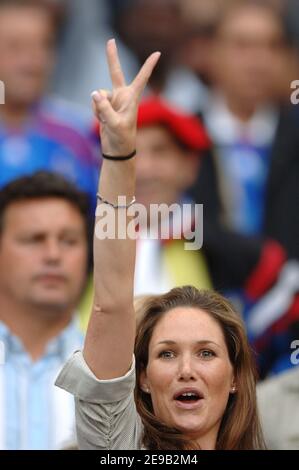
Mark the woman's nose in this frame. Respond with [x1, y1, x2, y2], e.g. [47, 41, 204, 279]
[178, 356, 196, 381]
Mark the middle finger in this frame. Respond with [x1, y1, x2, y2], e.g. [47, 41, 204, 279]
[106, 39, 126, 89]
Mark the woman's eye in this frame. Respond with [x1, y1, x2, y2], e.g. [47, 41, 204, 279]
[159, 350, 175, 359]
[199, 350, 215, 359]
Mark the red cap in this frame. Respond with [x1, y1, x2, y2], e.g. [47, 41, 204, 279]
[137, 96, 210, 152]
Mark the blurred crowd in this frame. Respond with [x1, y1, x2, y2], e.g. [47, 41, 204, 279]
[0, 0, 298, 450]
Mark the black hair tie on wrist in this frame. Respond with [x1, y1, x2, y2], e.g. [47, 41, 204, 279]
[101, 150, 137, 161]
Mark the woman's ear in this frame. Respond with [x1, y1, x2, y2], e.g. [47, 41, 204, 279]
[230, 379, 237, 394]
[139, 370, 151, 394]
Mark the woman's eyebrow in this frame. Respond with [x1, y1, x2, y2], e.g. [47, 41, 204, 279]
[157, 340, 177, 346]
[156, 339, 222, 348]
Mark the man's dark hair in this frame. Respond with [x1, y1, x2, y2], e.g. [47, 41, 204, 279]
[0, 0, 66, 33]
[214, 0, 296, 48]
[0, 171, 91, 240]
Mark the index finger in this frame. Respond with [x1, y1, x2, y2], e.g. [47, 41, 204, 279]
[107, 39, 126, 89]
[131, 52, 161, 98]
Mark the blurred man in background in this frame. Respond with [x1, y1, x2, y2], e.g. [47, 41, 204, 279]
[0, 172, 89, 449]
[191, 0, 299, 378]
[0, 0, 98, 208]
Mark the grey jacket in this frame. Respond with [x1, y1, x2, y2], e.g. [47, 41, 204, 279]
[257, 367, 299, 450]
[55, 351, 144, 450]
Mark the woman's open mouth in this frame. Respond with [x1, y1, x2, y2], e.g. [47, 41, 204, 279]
[173, 389, 204, 410]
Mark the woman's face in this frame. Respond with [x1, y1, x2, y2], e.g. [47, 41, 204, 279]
[140, 307, 235, 449]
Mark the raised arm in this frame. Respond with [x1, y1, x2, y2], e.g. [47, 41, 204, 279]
[83, 39, 160, 380]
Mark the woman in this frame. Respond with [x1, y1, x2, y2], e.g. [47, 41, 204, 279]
[56, 39, 265, 450]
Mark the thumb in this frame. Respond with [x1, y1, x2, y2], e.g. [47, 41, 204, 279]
[91, 91, 117, 126]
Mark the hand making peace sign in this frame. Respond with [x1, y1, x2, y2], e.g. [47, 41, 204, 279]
[91, 39, 161, 157]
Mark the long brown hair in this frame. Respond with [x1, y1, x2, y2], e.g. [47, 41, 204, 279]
[134, 286, 266, 450]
